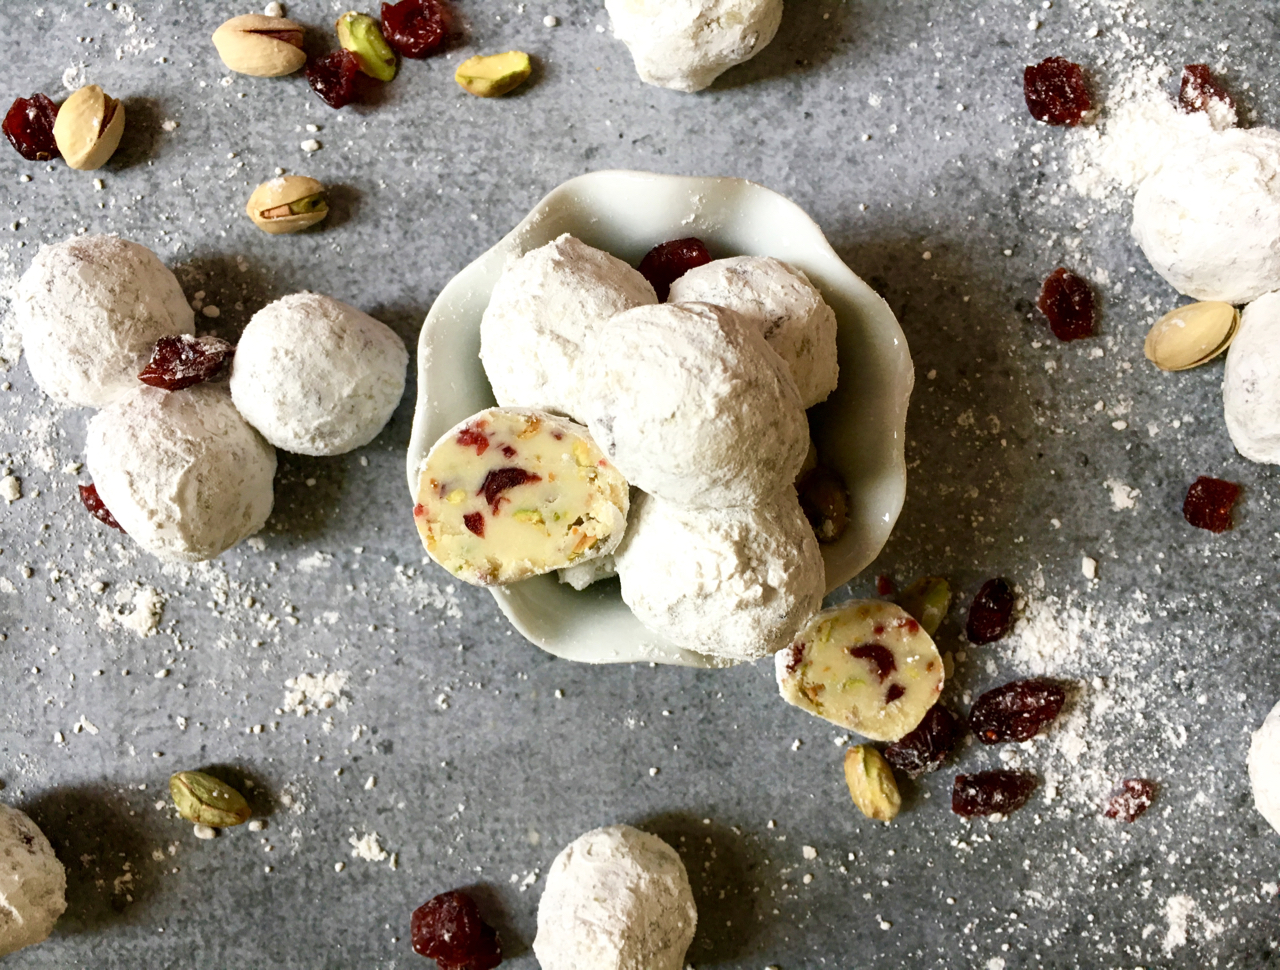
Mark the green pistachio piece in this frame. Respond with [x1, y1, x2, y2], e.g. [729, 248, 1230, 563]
[336, 12, 397, 82]
[287, 193, 328, 215]
[895, 576, 951, 637]
[169, 770, 252, 828]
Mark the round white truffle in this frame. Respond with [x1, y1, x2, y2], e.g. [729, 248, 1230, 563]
[230, 293, 407, 456]
[616, 489, 825, 662]
[13, 234, 195, 408]
[1132, 126, 1280, 304]
[86, 384, 276, 562]
[580, 301, 807, 508]
[480, 234, 657, 420]
[1249, 700, 1280, 834]
[605, 0, 784, 93]
[668, 256, 838, 407]
[534, 825, 696, 970]
[1224, 291, 1280, 464]
[0, 804, 66, 958]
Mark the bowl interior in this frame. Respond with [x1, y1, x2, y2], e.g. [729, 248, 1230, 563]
[407, 171, 914, 667]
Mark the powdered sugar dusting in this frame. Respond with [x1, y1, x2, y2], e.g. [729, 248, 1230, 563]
[283, 671, 351, 717]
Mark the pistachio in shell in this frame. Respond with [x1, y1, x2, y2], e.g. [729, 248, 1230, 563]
[212, 14, 307, 77]
[169, 770, 252, 828]
[245, 175, 328, 234]
[52, 85, 125, 171]
[1144, 301, 1239, 372]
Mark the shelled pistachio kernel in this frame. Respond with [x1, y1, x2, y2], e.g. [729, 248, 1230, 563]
[843, 745, 901, 822]
[1144, 301, 1239, 372]
[455, 51, 532, 98]
[245, 175, 328, 234]
[896, 576, 952, 637]
[336, 12, 397, 82]
[169, 770, 252, 828]
[52, 85, 124, 171]
[212, 14, 307, 77]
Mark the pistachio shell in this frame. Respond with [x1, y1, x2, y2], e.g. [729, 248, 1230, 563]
[1144, 301, 1239, 372]
[169, 770, 252, 828]
[246, 175, 329, 234]
[212, 14, 307, 77]
[455, 51, 533, 98]
[52, 85, 125, 171]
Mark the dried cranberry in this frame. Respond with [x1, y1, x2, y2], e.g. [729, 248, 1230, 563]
[382, 0, 449, 58]
[138, 335, 234, 390]
[885, 705, 959, 778]
[783, 641, 806, 676]
[796, 465, 850, 544]
[638, 238, 713, 301]
[1103, 778, 1156, 822]
[952, 770, 1037, 817]
[885, 683, 906, 704]
[965, 578, 1014, 645]
[79, 483, 125, 533]
[1038, 268, 1096, 342]
[1180, 64, 1233, 115]
[463, 512, 485, 538]
[1183, 476, 1240, 534]
[969, 678, 1065, 744]
[875, 574, 895, 597]
[456, 426, 489, 456]
[1023, 56, 1091, 126]
[411, 890, 501, 970]
[4, 93, 59, 162]
[306, 49, 366, 109]
[478, 467, 541, 512]
[849, 644, 895, 682]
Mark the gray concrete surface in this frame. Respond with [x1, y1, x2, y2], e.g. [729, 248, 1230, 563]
[1, 0, 1279, 967]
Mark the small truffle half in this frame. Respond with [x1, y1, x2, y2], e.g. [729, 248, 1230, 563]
[534, 825, 696, 970]
[668, 255, 839, 407]
[605, 0, 784, 93]
[615, 489, 825, 662]
[230, 293, 407, 456]
[580, 301, 807, 508]
[479, 234, 657, 420]
[0, 804, 66, 958]
[86, 384, 276, 562]
[1249, 700, 1280, 834]
[13, 234, 195, 408]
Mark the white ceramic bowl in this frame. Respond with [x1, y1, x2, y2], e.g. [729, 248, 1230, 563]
[407, 171, 914, 667]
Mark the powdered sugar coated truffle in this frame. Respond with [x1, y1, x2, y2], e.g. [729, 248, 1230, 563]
[13, 234, 195, 408]
[86, 384, 276, 562]
[605, 0, 783, 93]
[581, 301, 807, 507]
[534, 824, 696, 970]
[668, 256, 839, 407]
[230, 293, 407, 456]
[1132, 126, 1280, 304]
[0, 804, 66, 957]
[1249, 700, 1280, 834]
[615, 490, 824, 662]
[480, 234, 657, 419]
[1224, 291, 1280, 464]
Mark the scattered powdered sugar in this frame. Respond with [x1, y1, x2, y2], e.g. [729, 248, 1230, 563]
[1162, 893, 1226, 955]
[98, 585, 166, 637]
[1066, 63, 1236, 208]
[1103, 478, 1139, 511]
[348, 831, 389, 863]
[283, 671, 351, 716]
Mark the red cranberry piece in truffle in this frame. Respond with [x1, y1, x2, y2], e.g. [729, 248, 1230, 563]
[138, 335, 234, 390]
[1179, 64, 1233, 115]
[79, 483, 126, 533]
[1023, 57, 1091, 126]
[411, 890, 501, 970]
